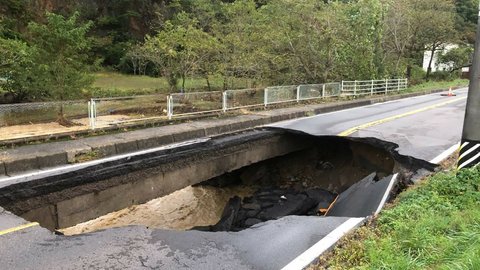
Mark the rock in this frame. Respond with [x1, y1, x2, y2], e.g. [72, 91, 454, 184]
[246, 209, 260, 218]
[211, 196, 242, 231]
[195, 173, 240, 188]
[234, 209, 247, 225]
[240, 164, 269, 185]
[243, 203, 261, 210]
[257, 195, 280, 202]
[244, 218, 262, 227]
[257, 194, 313, 220]
[260, 202, 274, 208]
[305, 188, 336, 204]
[191, 225, 213, 231]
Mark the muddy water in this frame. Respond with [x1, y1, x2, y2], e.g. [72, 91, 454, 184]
[61, 185, 255, 236]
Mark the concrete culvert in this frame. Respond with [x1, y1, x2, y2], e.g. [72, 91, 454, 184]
[0, 129, 436, 235]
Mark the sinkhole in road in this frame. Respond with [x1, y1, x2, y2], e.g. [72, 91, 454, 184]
[0, 130, 436, 235]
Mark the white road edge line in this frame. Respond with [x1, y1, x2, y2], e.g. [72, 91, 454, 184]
[0, 138, 210, 184]
[374, 173, 398, 215]
[282, 142, 461, 270]
[429, 143, 460, 164]
[281, 217, 365, 270]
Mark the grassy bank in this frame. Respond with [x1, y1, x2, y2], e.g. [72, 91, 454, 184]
[405, 79, 469, 93]
[314, 166, 480, 270]
[91, 72, 255, 97]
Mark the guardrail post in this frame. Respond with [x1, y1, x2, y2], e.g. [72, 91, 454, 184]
[322, 84, 326, 98]
[371, 80, 374, 95]
[264, 88, 268, 108]
[385, 79, 388, 94]
[167, 95, 173, 120]
[296, 85, 301, 102]
[397, 79, 401, 91]
[222, 92, 227, 113]
[341, 81, 344, 93]
[354, 80, 357, 96]
[88, 101, 92, 129]
[92, 100, 97, 130]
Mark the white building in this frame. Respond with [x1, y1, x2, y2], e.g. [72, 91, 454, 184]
[422, 44, 457, 72]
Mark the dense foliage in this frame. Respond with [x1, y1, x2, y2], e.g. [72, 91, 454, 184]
[0, 0, 477, 99]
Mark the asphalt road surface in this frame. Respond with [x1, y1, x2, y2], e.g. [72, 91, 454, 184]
[0, 88, 468, 269]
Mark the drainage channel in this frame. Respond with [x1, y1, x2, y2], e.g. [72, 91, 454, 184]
[0, 129, 435, 237]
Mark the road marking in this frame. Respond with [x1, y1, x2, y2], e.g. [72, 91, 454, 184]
[374, 173, 398, 215]
[281, 217, 365, 270]
[337, 97, 466, 137]
[430, 143, 460, 164]
[0, 222, 39, 236]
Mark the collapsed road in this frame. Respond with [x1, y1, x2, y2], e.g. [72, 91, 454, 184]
[0, 88, 467, 270]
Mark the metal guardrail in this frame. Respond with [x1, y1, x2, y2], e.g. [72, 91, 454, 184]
[341, 79, 408, 96]
[222, 88, 265, 111]
[167, 91, 223, 119]
[0, 100, 88, 127]
[89, 94, 168, 129]
[0, 78, 407, 132]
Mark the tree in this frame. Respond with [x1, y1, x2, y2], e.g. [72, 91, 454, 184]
[437, 45, 474, 73]
[382, 0, 457, 79]
[123, 43, 150, 75]
[0, 37, 43, 102]
[143, 12, 220, 92]
[454, 0, 478, 43]
[27, 12, 94, 125]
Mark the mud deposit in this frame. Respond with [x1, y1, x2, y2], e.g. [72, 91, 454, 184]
[61, 185, 255, 235]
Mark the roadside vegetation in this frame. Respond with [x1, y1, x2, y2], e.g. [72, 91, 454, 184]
[313, 165, 480, 270]
[91, 72, 254, 97]
[0, 0, 477, 103]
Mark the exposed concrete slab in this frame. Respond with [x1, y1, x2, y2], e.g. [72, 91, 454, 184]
[36, 152, 68, 169]
[114, 139, 139, 154]
[171, 124, 207, 142]
[0, 162, 5, 177]
[4, 157, 39, 176]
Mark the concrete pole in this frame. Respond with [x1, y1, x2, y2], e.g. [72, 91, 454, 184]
[458, 3, 480, 169]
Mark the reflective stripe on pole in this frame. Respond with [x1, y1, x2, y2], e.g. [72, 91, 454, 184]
[459, 3, 480, 169]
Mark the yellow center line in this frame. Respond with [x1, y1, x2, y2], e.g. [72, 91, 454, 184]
[0, 222, 39, 236]
[324, 96, 466, 213]
[337, 97, 466, 137]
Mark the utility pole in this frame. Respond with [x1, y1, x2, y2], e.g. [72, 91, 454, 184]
[458, 2, 480, 169]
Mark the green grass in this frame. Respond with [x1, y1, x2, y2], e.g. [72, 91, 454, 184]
[91, 71, 254, 97]
[314, 166, 480, 270]
[405, 79, 469, 93]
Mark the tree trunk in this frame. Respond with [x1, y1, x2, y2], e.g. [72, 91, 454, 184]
[205, 75, 211, 91]
[426, 44, 437, 81]
[181, 73, 186, 93]
[406, 63, 412, 79]
[57, 103, 75, 127]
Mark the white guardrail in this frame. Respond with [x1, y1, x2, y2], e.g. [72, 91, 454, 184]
[341, 79, 408, 96]
[84, 79, 407, 128]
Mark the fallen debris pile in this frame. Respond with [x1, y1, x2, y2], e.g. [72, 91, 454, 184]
[193, 187, 336, 232]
